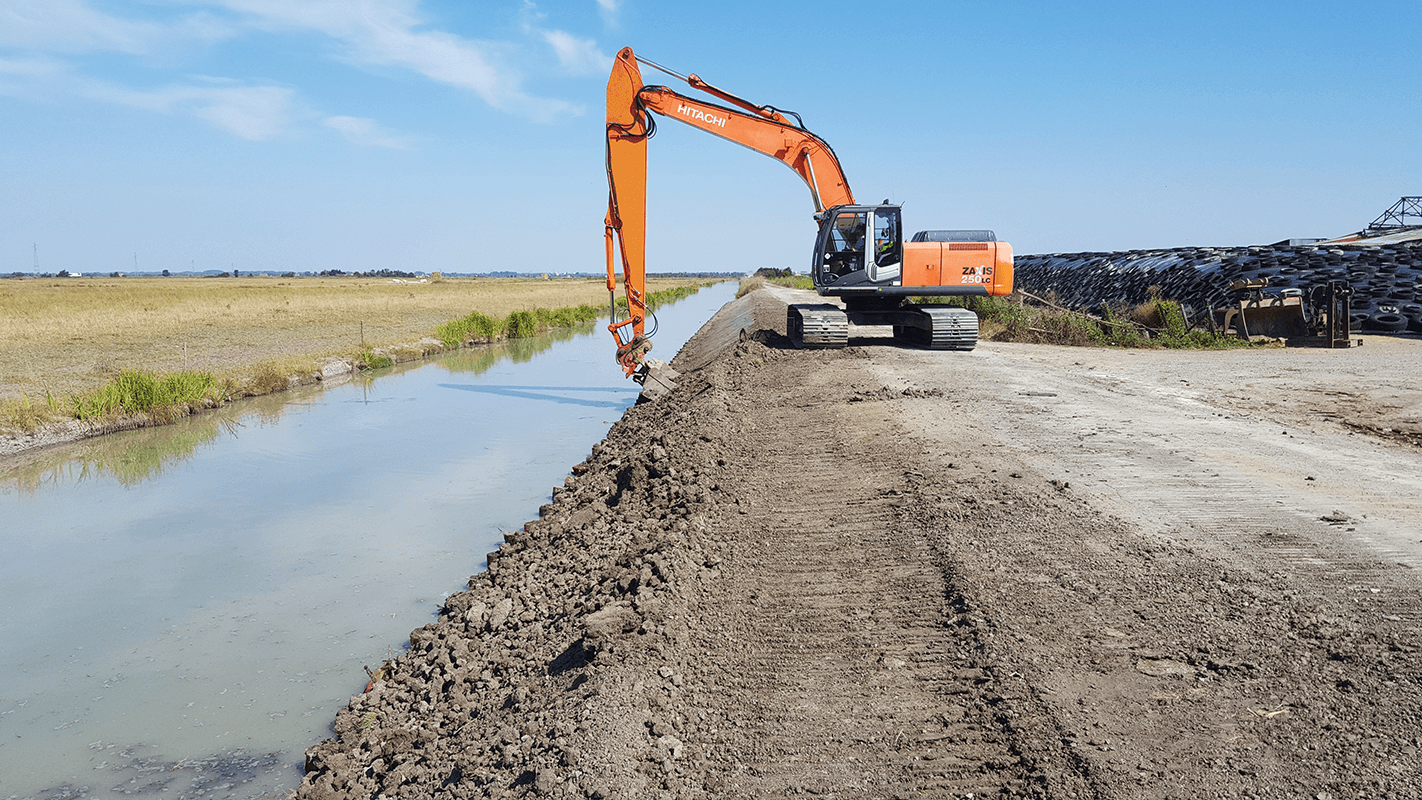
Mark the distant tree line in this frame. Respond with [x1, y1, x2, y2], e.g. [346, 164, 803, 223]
[317, 269, 421, 278]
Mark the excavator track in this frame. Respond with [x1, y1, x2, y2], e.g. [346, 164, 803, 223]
[894, 305, 979, 350]
[787, 304, 849, 349]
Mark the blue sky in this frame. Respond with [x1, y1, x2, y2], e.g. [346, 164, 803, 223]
[2, 0, 1418, 275]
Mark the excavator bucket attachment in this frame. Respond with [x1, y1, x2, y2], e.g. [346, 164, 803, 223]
[1237, 298, 1308, 339]
[635, 358, 679, 402]
[1218, 279, 1309, 340]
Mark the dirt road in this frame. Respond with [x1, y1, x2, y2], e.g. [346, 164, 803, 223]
[298, 287, 1422, 799]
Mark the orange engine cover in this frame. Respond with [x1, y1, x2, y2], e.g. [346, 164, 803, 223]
[901, 241, 1013, 296]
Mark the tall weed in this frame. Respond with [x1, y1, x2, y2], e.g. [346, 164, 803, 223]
[505, 310, 537, 338]
[72, 369, 216, 421]
[736, 277, 766, 297]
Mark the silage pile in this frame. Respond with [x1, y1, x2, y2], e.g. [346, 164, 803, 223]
[1014, 241, 1422, 332]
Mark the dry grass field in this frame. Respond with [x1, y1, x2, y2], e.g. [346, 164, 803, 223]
[0, 275, 707, 406]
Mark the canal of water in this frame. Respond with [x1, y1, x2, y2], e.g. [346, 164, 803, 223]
[0, 281, 737, 800]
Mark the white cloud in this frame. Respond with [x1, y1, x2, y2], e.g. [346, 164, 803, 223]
[212, 0, 578, 119]
[595, 0, 620, 28]
[0, 0, 161, 53]
[83, 79, 297, 140]
[0, 56, 64, 78]
[520, 2, 610, 77]
[324, 115, 410, 149]
[0, 0, 232, 55]
[540, 29, 611, 75]
[0, 0, 590, 133]
[188, 84, 294, 140]
[0, 56, 63, 98]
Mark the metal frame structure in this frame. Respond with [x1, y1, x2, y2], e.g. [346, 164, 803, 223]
[1367, 196, 1422, 232]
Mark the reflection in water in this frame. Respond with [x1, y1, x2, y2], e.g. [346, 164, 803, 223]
[440, 321, 595, 373]
[0, 409, 267, 495]
[3, 423, 224, 494]
[0, 322, 602, 495]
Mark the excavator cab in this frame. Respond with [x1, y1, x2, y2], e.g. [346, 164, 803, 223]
[814, 205, 903, 288]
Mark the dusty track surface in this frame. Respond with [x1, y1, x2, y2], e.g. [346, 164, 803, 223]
[298, 288, 1422, 799]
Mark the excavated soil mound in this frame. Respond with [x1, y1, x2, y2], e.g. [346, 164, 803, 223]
[298, 289, 1422, 799]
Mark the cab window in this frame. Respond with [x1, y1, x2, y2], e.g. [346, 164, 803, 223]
[822, 211, 866, 278]
[873, 207, 901, 266]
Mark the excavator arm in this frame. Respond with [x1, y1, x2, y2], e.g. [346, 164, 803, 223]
[604, 46, 854, 379]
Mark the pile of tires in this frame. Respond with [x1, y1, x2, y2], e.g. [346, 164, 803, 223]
[1014, 242, 1422, 334]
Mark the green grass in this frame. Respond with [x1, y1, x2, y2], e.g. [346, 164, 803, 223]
[732, 274, 1248, 351]
[505, 310, 538, 338]
[359, 347, 395, 370]
[435, 304, 604, 348]
[434, 282, 718, 349]
[71, 369, 219, 421]
[770, 275, 815, 291]
[645, 283, 711, 310]
[737, 273, 816, 297]
[434, 310, 503, 347]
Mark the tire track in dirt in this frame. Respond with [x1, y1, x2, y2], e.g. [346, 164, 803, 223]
[849, 334, 1422, 798]
[686, 344, 1086, 798]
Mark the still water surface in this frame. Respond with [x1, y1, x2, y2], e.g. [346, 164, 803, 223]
[0, 282, 736, 799]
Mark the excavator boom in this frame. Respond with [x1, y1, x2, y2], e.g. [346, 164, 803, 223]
[634, 86, 854, 213]
[604, 46, 852, 380]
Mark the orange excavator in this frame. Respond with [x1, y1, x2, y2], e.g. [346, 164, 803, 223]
[604, 47, 1013, 388]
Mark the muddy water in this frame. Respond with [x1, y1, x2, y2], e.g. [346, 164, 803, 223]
[0, 282, 736, 800]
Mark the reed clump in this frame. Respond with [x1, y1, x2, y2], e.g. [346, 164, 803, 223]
[5, 391, 63, 433]
[736, 277, 766, 297]
[771, 274, 815, 291]
[243, 366, 291, 396]
[71, 369, 219, 421]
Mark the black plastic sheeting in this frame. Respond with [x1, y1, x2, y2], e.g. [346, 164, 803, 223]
[1013, 242, 1422, 333]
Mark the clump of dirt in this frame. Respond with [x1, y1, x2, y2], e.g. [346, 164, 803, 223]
[849, 385, 944, 402]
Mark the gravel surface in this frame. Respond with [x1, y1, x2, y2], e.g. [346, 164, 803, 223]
[297, 288, 1422, 799]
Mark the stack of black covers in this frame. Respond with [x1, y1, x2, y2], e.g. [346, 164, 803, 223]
[1013, 242, 1422, 333]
